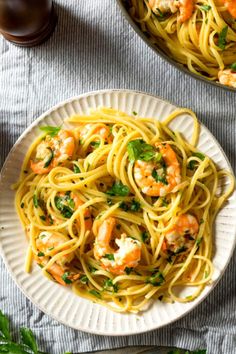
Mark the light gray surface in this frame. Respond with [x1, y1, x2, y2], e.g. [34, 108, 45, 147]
[0, 1, 235, 354]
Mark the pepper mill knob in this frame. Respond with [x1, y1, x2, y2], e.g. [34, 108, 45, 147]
[0, 0, 57, 47]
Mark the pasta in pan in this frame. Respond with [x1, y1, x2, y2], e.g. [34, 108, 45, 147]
[126, 0, 236, 87]
[14, 107, 234, 313]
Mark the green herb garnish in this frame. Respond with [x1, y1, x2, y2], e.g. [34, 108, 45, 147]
[124, 267, 133, 275]
[33, 195, 38, 208]
[104, 254, 115, 261]
[141, 231, 149, 243]
[218, 26, 228, 50]
[188, 152, 205, 170]
[90, 141, 100, 148]
[40, 125, 61, 137]
[61, 272, 72, 284]
[103, 279, 119, 293]
[119, 201, 129, 211]
[73, 164, 81, 173]
[44, 147, 54, 168]
[54, 195, 74, 219]
[89, 289, 102, 299]
[127, 139, 156, 163]
[39, 215, 46, 221]
[200, 5, 211, 11]
[79, 275, 89, 284]
[20, 202, 24, 208]
[147, 271, 165, 286]
[106, 181, 130, 196]
[37, 252, 45, 257]
[152, 169, 168, 185]
[133, 111, 138, 116]
[130, 199, 141, 212]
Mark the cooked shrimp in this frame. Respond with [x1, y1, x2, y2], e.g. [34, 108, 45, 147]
[56, 191, 92, 229]
[148, 0, 194, 22]
[134, 143, 181, 197]
[216, 0, 236, 18]
[80, 123, 113, 144]
[31, 130, 75, 174]
[36, 231, 80, 285]
[163, 213, 199, 254]
[94, 217, 142, 275]
[218, 69, 236, 88]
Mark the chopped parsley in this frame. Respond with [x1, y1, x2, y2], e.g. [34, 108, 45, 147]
[196, 237, 202, 246]
[141, 231, 149, 243]
[89, 266, 97, 273]
[33, 195, 39, 208]
[79, 275, 89, 284]
[20, 202, 24, 208]
[218, 26, 228, 50]
[119, 199, 141, 212]
[44, 147, 54, 168]
[119, 201, 129, 211]
[89, 289, 102, 299]
[132, 111, 138, 116]
[200, 5, 211, 11]
[124, 267, 133, 275]
[152, 168, 168, 185]
[127, 139, 156, 163]
[106, 181, 130, 196]
[103, 279, 119, 293]
[73, 164, 81, 173]
[130, 199, 141, 211]
[188, 152, 205, 170]
[146, 271, 165, 286]
[39, 215, 46, 221]
[90, 141, 100, 148]
[40, 125, 61, 137]
[37, 252, 45, 257]
[54, 194, 74, 218]
[104, 254, 115, 261]
[107, 198, 113, 206]
[61, 272, 72, 284]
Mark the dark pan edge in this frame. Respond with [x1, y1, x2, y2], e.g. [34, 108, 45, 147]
[116, 0, 236, 93]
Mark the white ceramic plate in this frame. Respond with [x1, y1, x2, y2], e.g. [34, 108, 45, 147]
[0, 89, 236, 335]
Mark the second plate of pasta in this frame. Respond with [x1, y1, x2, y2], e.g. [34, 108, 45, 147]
[0, 89, 236, 334]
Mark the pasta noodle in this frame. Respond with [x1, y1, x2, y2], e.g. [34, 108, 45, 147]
[14, 107, 234, 313]
[126, 0, 236, 87]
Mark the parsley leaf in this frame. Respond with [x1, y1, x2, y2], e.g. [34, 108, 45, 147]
[37, 252, 45, 257]
[218, 26, 228, 50]
[79, 275, 89, 284]
[33, 195, 39, 208]
[20, 327, 38, 354]
[104, 254, 115, 261]
[127, 139, 155, 163]
[119, 201, 129, 211]
[130, 199, 141, 211]
[146, 271, 165, 286]
[152, 168, 168, 185]
[54, 195, 74, 219]
[44, 147, 54, 168]
[188, 152, 205, 170]
[125, 267, 133, 275]
[0, 310, 11, 340]
[40, 125, 61, 137]
[200, 5, 211, 11]
[73, 164, 81, 173]
[103, 279, 119, 293]
[90, 141, 100, 149]
[89, 289, 102, 299]
[141, 231, 149, 243]
[106, 181, 130, 196]
[62, 272, 72, 284]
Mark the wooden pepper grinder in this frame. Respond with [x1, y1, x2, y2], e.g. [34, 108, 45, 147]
[0, 0, 57, 47]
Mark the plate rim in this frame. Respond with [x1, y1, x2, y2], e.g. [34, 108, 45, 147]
[0, 88, 236, 335]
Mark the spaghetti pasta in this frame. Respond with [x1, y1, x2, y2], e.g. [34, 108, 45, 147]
[126, 0, 236, 87]
[14, 107, 234, 313]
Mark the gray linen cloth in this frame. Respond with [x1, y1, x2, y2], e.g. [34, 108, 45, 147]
[0, 1, 235, 353]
